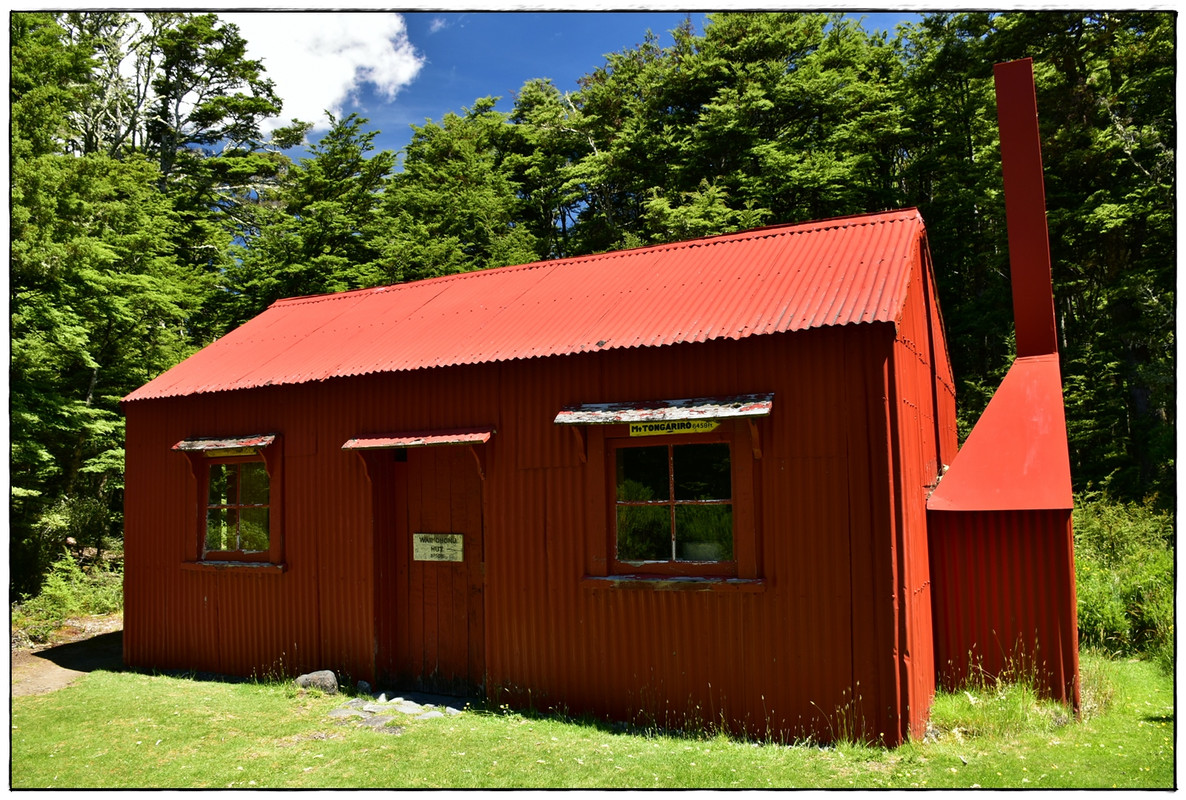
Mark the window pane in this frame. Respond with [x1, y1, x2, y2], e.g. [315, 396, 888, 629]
[673, 443, 731, 500]
[206, 508, 232, 551]
[676, 505, 733, 561]
[616, 446, 669, 501]
[239, 507, 270, 552]
[239, 462, 270, 506]
[617, 505, 672, 562]
[208, 463, 230, 506]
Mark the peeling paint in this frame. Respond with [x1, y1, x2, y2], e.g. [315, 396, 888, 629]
[554, 393, 773, 425]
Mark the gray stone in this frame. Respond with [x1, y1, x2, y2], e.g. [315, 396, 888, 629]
[394, 701, 424, 715]
[374, 692, 388, 703]
[295, 670, 339, 694]
[416, 710, 445, 720]
[359, 714, 397, 728]
[343, 698, 367, 708]
[375, 725, 404, 736]
[362, 703, 392, 714]
[445, 706, 463, 716]
[328, 707, 366, 719]
[356, 680, 372, 695]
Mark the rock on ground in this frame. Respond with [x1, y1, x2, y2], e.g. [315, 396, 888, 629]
[295, 670, 339, 694]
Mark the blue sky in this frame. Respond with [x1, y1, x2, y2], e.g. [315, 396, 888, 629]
[250, 10, 923, 160]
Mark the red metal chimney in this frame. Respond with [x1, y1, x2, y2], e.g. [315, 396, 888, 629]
[994, 58, 1059, 357]
[926, 58, 1079, 711]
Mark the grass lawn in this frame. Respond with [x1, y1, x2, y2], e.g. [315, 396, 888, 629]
[10, 651, 1174, 789]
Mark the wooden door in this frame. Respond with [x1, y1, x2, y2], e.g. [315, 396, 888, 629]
[393, 445, 485, 696]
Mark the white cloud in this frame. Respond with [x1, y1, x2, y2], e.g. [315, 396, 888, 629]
[220, 12, 424, 134]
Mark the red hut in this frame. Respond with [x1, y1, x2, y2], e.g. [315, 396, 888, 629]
[121, 58, 1077, 744]
[123, 205, 954, 745]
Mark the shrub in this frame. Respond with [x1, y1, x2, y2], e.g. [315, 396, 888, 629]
[1073, 493, 1174, 671]
[11, 551, 123, 643]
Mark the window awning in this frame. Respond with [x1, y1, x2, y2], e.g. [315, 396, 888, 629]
[553, 393, 773, 426]
[173, 434, 276, 455]
[341, 426, 495, 451]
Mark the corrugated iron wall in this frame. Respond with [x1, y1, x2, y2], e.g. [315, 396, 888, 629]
[125, 314, 950, 743]
[881, 235, 960, 739]
[123, 389, 335, 678]
[927, 509, 1079, 707]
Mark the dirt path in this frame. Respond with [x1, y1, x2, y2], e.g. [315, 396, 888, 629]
[11, 616, 125, 697]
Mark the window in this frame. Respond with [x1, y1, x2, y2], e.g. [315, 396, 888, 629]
[205, 457, 270, 557]
[173, 434, 283, 566]
[612, 435, 736, 575]
[553, 394, 769, 583]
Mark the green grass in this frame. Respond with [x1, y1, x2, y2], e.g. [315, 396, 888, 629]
[11, 651, 1173, 789]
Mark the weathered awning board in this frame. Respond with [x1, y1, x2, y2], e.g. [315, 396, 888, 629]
[342, 427, 494, 450]
[173, 434, 276, 454]
[553, 393, 773, 426]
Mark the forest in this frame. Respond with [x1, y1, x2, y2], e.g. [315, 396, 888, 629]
[9, 11, 1175, 598]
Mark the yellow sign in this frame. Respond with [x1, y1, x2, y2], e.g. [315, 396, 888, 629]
[629, 420, 720, 437]
[413, 533, 464, 562]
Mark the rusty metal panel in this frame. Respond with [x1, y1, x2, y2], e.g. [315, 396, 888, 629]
[124, 210, 926, 403]
[928, 509, 1079, 707]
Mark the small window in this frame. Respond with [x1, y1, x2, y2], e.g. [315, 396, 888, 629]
[613, 438, 734, 572]
[205, 458, 271, 556]
[174, 434, 282, 565]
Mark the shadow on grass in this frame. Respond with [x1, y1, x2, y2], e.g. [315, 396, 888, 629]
[32, 630, 124, 674]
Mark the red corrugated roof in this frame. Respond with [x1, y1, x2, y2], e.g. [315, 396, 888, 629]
[125, 209, 925, 401]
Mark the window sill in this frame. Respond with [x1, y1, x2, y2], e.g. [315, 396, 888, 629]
[181, 561, 287, 574]
[581, 575, 765, 593]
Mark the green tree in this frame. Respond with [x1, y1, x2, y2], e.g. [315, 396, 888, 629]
[217, 113, 395, 328]
[567, 26, 689, 251]
[145, 13, 282, 185]
[376, 98, 540, 282]
[507, 78, 589, 259]
[10, 152, 206, 595]
[10, 12, 93, 160]
[9, 11, 288, 594]
[44, 11, 307, 341]
[686, 12, 907, 222]
[567, 13, 909, 249]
